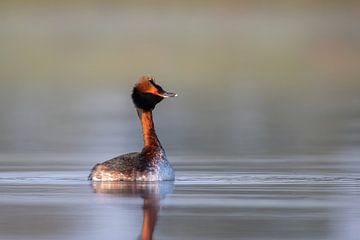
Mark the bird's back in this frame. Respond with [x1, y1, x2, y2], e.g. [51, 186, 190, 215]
[88, 152, 174, 181]
[88, 152, 141, 181]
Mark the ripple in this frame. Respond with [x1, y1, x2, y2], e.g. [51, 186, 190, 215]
[0, 171, 88, 185]
[175, 173, 360, 185]
[0, 171, 359, 185]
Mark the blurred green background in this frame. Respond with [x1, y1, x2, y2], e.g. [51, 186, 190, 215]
[0, 0, 359, 158]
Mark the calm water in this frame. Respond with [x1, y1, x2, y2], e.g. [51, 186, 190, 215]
[0, 155, 359, 240]
[1, 2, 360, 239]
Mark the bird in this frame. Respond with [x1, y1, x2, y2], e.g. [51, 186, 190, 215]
[88, 76, 177, 181]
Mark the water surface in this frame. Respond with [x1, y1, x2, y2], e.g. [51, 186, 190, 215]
[0, 2, 360, 239]
[0, 155, 359, 240]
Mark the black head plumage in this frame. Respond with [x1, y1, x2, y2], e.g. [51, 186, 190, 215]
[131, 76, 176, 111]
[132, 88, 164, 111]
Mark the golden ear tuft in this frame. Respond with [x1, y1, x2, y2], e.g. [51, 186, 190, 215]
[135, 75, 157, 92]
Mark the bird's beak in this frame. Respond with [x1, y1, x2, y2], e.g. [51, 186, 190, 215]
[155, 90, 178, 98]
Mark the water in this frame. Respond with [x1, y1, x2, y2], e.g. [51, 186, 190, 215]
[1, 2, 360, 239]
[0, 155, 359, 240]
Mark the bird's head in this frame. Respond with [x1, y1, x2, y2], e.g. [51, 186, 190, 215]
[132, 76, 177, 111]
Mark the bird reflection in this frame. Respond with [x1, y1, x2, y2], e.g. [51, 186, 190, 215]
[91, 181, 174, 240]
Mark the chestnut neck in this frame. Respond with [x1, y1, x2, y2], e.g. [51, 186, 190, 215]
[137, 109, 162, 149]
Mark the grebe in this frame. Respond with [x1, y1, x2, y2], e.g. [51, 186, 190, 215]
[88, 76, 177, 181]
